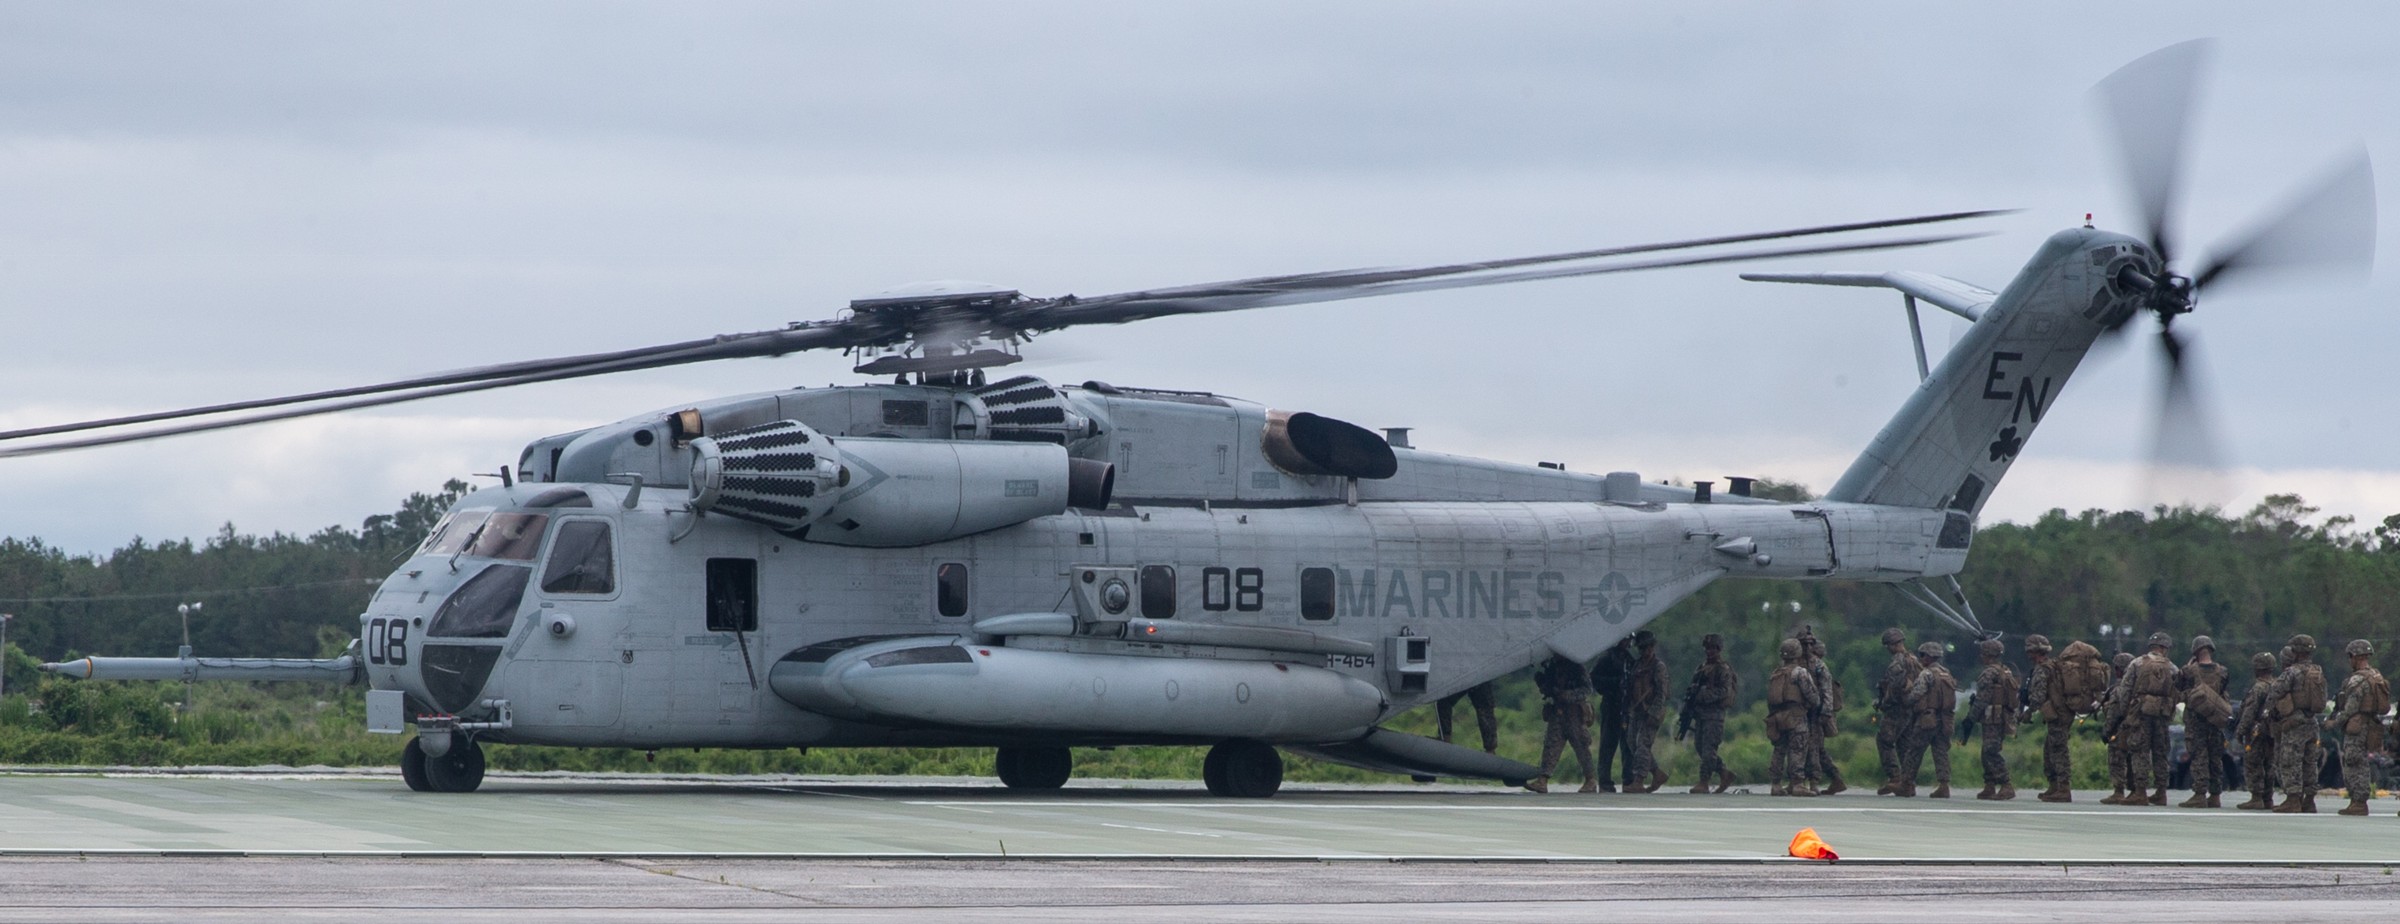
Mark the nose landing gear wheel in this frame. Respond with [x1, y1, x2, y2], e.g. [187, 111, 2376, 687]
[1203, 740, 1283, 798]
[995, 746, 1073, 790]
[407, 735, 487, 793]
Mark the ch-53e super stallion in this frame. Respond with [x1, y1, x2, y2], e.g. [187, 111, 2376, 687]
[33, 41, 2373, 797]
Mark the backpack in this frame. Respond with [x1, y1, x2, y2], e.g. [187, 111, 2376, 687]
[2055, 641, 2109, 713]
[2185, 679, 2232, 727]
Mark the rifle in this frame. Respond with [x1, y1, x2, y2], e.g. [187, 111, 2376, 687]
[1957, 710, 1978, 746]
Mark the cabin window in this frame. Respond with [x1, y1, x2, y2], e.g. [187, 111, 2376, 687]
[707, 557, 759, 632]
[419, 509, 491, 556]
[540, 520, 616, 594]
[1300, 567, 1336, 621]
[1140, 565, 1176, 619]
[936, 563, 970, 618]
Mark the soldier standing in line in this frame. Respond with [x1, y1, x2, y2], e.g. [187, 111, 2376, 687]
[2269, 635, 2328, 814]
[1683, 633, 1739, 794]
[1767, 638, 1820, 797]
[2100, 651, 2138, 804]
[1895, 641, 1956, 798]
[2233, 651, 2281, 810]
[1626, 630, 1670, 793]
[1971, 638, 2020, 800]
[1801, 633, 1847, 796]
[2122, 633, 2179, 806]
[1436, 680, 1500, 755]
[1590, 637, 1635, 792]
[1873, 628, 1922, 795]
[2176, 636, 2232, 808]
[1524, 653, 1597, 794]
[2334, 639, 2388, 816]
[2021, 636, 2063, 801]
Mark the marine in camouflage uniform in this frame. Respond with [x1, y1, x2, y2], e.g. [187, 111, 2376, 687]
[2269, 635, 2328, 814]
[1625, 630, 1670, 793]
[1873, 628, 1922, 795]
[2121, 632, 2179, 806]
[1801, 632, 1847, 795]
[1971, 638, 2020, 800]
[1766, 638, 1820, 797]
[1895, 641, 1956, 798]
[2334, 639, 2388, 816]
[1436, 680, 1500, 754]
[1591, 637, 1635, 792]
[1684, 634, 1739, 794]
[2100, 651, 2137, 804]
[2021, 635, 2069, 802]
[1525, 653, 1597, 794]
[2175, 635, 2231, 808]
[2232, 651, 2281, 810]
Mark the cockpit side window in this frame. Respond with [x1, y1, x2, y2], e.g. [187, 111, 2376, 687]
[467, 513, 551, 561]
[419, 509, 492, 556]
[540, 520, 616, 594]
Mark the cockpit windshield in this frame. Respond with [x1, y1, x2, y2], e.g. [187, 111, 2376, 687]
[419, 509, 492, 556]
[417, 509, 551, 561]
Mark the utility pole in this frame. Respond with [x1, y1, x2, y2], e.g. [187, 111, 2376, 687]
[176, 602, 202, 716]
[1, 613, 13, 710]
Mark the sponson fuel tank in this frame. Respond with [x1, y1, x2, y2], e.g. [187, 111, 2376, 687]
[769, 636, 1384, 742]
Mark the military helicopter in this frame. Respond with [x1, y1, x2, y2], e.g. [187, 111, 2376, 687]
[34, 41, 2374, 797]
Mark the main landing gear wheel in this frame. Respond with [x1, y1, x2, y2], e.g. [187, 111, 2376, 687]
[1203, 740, 1283, 798]
[407, 735, 487, 793]
[995, 746, 1073, 790]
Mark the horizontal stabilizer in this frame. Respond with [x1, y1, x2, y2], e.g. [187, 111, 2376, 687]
[1741, 270, 1994, 320]
[1285, 727, 1540, 785]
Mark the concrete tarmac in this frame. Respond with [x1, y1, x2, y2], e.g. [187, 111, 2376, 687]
[4, 769, 2398, 922]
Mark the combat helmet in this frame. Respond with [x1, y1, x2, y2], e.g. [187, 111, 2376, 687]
[2289, 634, 2317, 654]
[2145, 631, 2173, 651]
[1779, 638, 1802, 661]
[1916, 641, 1944, 660]
[1880, 627, 1908, 647]
[2347, 639, 2375, 658]
[1702, 632, 1723, 650]
[2023, 633, 2052, 654]
[2112, 651, 2135, 671]
[1978, 638, 2004, 659]
[2251, 652, 2276, 673]
[1634, 629, 1658, 649]
[2190, 635, 2214, 654]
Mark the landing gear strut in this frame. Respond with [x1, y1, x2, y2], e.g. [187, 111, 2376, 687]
[1203, 740, 1282, 798]
[403, 735, 487, 793]
[995, 746, 1073, 790]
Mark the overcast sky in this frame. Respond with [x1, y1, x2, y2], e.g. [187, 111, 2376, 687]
[0, 2, 2393, 556]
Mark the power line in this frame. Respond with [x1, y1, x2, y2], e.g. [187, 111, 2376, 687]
[0, 578, 379, 606]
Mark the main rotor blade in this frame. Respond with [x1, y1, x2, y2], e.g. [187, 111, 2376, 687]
[2143, 327, 2231, 505]
[0, 326, 855, 458]
[1044, 209, 2015, 310]
[1035, 232, 1993, 327]
[2094, 38, 2211, 266]
[2192, 149, 2378, 291]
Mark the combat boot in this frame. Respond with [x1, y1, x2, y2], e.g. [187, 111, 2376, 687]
[1770, 781, 1788, 796]
[1821, 778, 1846, 796]
[1897, 782, 1917, 798]
[2339, 798, 2369, 816]
[1974, 784, 1997, 800]
[2147, 789, 2166, 806]
[1688, 781, 1711, 795]
[2273, 796, 2308, 814]
[2178, 792, 2208, 808]
[1996, 785, 2016, 801]
[1577, 778, 1598, 794]
[1650, 767, 1668, 793]
[1929, 783, 1951, 799]
[2235, 792, 2270, 810]
[1790, 780, 1818, 797]
[1715, 770, 1734, 794]
[1876, 781, 1897, 796]
[2119, 786, 2145, 806]
[1523, 777, 1550, 794]
[2037, 786, 2072, 803]
[2206, 792, 2220, 808]
[1595, 781, 1617, 793]
[2304, 792, 2319, 813]
[2100, 788, 2128, 805]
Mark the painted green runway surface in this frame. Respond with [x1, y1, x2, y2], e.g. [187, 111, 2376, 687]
[4, 769, 2397, 862]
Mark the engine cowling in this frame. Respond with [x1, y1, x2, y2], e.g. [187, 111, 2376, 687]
[688, 419, 1113, 547]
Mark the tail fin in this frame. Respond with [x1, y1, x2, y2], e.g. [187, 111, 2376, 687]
[1751, 228, 2148, 521]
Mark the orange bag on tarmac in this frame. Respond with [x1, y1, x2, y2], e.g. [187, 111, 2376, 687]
[1788, 827, 1839, 862]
